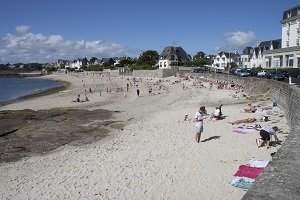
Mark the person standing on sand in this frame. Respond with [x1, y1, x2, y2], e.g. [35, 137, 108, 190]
[137, 88, 140, 97]
[194, 106, 207, 143]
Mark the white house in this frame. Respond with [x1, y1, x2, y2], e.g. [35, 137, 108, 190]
[213, 52, 240, 69]
[68, 59, 83, 70]
[262, 4, 300, 68]
[158, 46, 189, 69]
[240, 47, 253, 68]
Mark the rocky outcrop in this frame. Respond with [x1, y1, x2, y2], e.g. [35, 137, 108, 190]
[0, 108, 123, 163]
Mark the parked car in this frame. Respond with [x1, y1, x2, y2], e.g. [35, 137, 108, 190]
[234, 68, 242, 76]
[238, 69, 250, 77]
[191, 68, 204, 73]
[266, 71, 285, 81]
[290, 71, 300, 78]
[257, 70, 267, 77]
[248, 70, 258, 76]
[281, 71, 290, 78]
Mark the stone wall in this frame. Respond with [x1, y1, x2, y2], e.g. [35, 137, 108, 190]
[132, 68, 178, 78]
[202, 73, 300, 199]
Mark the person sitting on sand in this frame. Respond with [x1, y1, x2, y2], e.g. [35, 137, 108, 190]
[228, 118, 257, 125]
[81, 96, 89, 102]
[244, 103, 257, 113]
[256, 126, 281, 149]
[210, 104, 222, 120]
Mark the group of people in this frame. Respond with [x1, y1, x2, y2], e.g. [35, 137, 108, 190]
[73, 93, 89, 103]
[194, 104, 282, 149]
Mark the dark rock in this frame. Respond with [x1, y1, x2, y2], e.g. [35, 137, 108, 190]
[0, 108, 123, 163]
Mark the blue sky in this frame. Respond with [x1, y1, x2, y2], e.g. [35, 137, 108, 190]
[1, 0, 299, 63]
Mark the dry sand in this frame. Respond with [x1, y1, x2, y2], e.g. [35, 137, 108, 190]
[0, 72, 289, 200]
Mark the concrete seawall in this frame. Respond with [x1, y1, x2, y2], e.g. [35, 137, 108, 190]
[203, 73, 300, 199]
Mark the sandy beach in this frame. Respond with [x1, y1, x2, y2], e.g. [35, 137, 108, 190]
[0, 72, 289, 199]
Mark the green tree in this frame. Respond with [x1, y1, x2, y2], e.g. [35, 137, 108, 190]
[184, 58, 212, 67]
[119, 57, 135, 67]
[86, 64, 103, 71]
[134, 50, 159, 70]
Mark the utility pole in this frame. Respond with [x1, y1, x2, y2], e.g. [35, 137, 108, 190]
[228, 51, 231, 74]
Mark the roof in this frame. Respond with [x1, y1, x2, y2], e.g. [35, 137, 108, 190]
[160, 46, 190, 62]
[253, 47, 260, 57]
[282, 4, 300, 21]
[242, 47, 253, 55]
[257, 39, 281, 50]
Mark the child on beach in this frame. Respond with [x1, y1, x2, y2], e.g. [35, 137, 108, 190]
[194, 106, 207, 143]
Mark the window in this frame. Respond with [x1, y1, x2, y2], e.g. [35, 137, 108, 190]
[288, 11, 291, 18]
[164, 62, 166, 67]
[298, 58, 300, 68]
[286, 55, 294, 67]
[288, 59, 293, 67]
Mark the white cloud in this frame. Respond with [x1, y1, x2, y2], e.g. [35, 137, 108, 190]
[0, 27, 127, 63]
[224, 31, 257, 50]
[15, 25, 31, 34]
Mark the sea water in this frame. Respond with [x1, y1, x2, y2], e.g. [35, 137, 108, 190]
[0, 77, 64, 104]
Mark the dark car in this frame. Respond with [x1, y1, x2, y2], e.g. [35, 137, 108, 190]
[290, 71, 300, 78]
[266, 72, 285, 81]
[191, 68, 204, 73]
[281, 71, 289, 78]
[248, 70, 258, 76]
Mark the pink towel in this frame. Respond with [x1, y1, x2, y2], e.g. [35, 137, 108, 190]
[234, 165, 264, 179]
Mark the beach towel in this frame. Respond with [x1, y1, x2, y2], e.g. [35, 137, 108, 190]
[233, 165, 264, 179]
[230, 176, 255, 189]
[233, 128, 256, 134]
[233, 124, 261, 134]
[248, 158, 269, 168]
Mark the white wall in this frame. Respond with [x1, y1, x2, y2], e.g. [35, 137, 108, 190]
[159, 59, 171, 69]
[282, 19, 300, 48]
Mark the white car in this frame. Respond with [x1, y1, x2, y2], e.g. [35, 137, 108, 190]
[257, 70, 267, 77]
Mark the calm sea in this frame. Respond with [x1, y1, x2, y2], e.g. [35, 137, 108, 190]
[0, 77, 64, 104]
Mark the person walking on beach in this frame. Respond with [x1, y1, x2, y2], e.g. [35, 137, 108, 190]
[194, 106, 207, 143]
[137, 88, 140, 97]
[148, 86, 152, 96]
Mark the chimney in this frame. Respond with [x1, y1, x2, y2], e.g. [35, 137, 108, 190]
[256, 41, 261, 47]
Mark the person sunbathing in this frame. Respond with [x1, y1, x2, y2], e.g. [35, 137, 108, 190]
[228, 118, 257, 125]
[244, 103, 257, 113]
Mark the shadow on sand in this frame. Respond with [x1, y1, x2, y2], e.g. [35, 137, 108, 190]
[201, 136, 221, 143]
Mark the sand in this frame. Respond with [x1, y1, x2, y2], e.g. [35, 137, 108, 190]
[0, 72, 289, 200]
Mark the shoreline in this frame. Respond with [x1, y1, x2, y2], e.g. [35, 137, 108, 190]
[0, 79, 70, 107]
